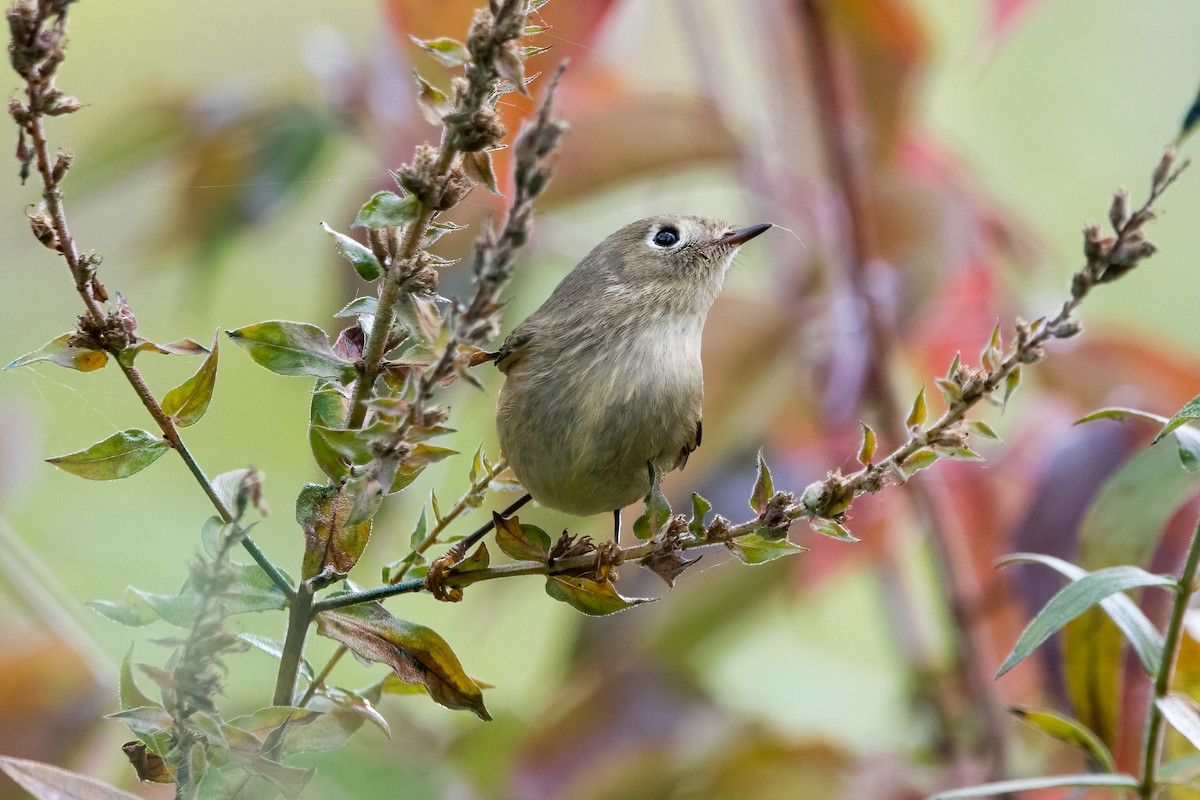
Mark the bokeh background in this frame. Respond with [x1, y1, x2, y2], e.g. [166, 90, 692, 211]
[3, 0, 1200, 797]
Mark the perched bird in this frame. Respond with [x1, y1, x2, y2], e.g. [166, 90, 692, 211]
[494, 214, 771, 537]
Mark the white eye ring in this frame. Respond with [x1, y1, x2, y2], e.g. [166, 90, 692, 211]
[649, 227, 680, 248]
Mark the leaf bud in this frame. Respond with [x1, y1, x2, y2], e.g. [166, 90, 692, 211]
[1048, 318, 1082, 339]
[1082, 223, 1111, 262]
[25, 206, 57, 250]
[50, 150, 73, 184]
[1152, 148, 1176, 192]
[1108, 188, 1130, 230]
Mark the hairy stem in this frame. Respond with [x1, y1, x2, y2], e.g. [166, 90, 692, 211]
[345, 145, 456, 429]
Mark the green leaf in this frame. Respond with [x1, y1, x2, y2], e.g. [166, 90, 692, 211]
[106, 706, 175, 732]
[1008, 707, 1116, 773]
[226, 706, 323, 742]
[494, 513, 551, 562]
[450, 542, 490, 573]
[410, 35, 469, 67]
[409, 507, 429, 550]
[316, 602, 490, 720]
[0, 756, 144, 800]
[545, 575, 655, 616]
[237, 634, 314, 682]
[934, 445, 983, 461]
[89, 587, 162, 627]
[116, 651, 175, 767]
[92, 562, 289, 628]
[809, 518, 858, 543]
[423, 219, 465, 247]
[906, 385, 927, 429]
[352, 191, 420, 230]
[688, 492, 712, 536]
[412, 70, 454, 127]
[926, 773, 1138, 799]
[1156, 395, 1200, 445]
[5, 332, 108, 372]
[47, 429, 169, 480]
[283, 688, 389, 754]
[310, 425, 376, 465]
[321, 222, 382, 281]
[395, 293, 443, 344]
[1002, 365, 1021, 408]
[1160, 754, 1200, 783]
[119, 648, 158, 710]
[200, 515, 225, 558]
[967, 420, 1001, 441]
[343, 473, 385, 528]
[335, 296, 379, 319]
[981, 322, 1002, 373]
[898, 448, 938, 477]
[726, 533, 808, 565]
[186, 566, 286, 620]
[228, 320, 353, 381]
[161, 335, 219, 427]
[1158, 692, 1200, 752]
[309, 382, 351, 480]
[995, 565, 1175, 678]
[857, 423, 877, 465]
[1077, 405, 1200, 473]
[1064, 440, 1200, 744]
[297, 483, 373, 581]
[634, 483, 672, 540]
[749, 447, 774, 514]
[1000, 552, 1163, 676]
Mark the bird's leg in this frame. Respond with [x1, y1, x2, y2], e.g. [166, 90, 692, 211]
[612, 508, 621, 543]
[646, 460, 662, 529]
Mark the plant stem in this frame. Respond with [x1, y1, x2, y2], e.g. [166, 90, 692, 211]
[274, 579, 316, 707]
[311, 578, 427, 614]
[13, 2, 292, 600]
[1140, 517, 1200, 799]
[345, 145, 456, 430]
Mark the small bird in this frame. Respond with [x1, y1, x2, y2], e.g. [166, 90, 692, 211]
[493, 214, 771, 538]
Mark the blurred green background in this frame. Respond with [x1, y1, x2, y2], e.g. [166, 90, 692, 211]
[2, 0, 1200, 798]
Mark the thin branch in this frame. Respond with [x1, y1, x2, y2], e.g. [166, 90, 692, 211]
[5, 0, 291, 599]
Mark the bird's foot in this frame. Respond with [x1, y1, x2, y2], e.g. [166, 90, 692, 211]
[425, 547, 466, 603]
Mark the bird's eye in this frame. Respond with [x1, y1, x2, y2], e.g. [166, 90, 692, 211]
[652, 227, 680, 247]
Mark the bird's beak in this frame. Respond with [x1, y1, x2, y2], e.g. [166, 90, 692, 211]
[719, 223, 772, 246]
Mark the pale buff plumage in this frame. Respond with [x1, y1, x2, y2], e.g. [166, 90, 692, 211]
[495, 215, 770, 518]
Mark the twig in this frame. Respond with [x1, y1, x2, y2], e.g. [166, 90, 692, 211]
[5, 0, 291, 598]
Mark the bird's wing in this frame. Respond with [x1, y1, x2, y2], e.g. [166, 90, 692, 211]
[677, 418, 702, 471]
